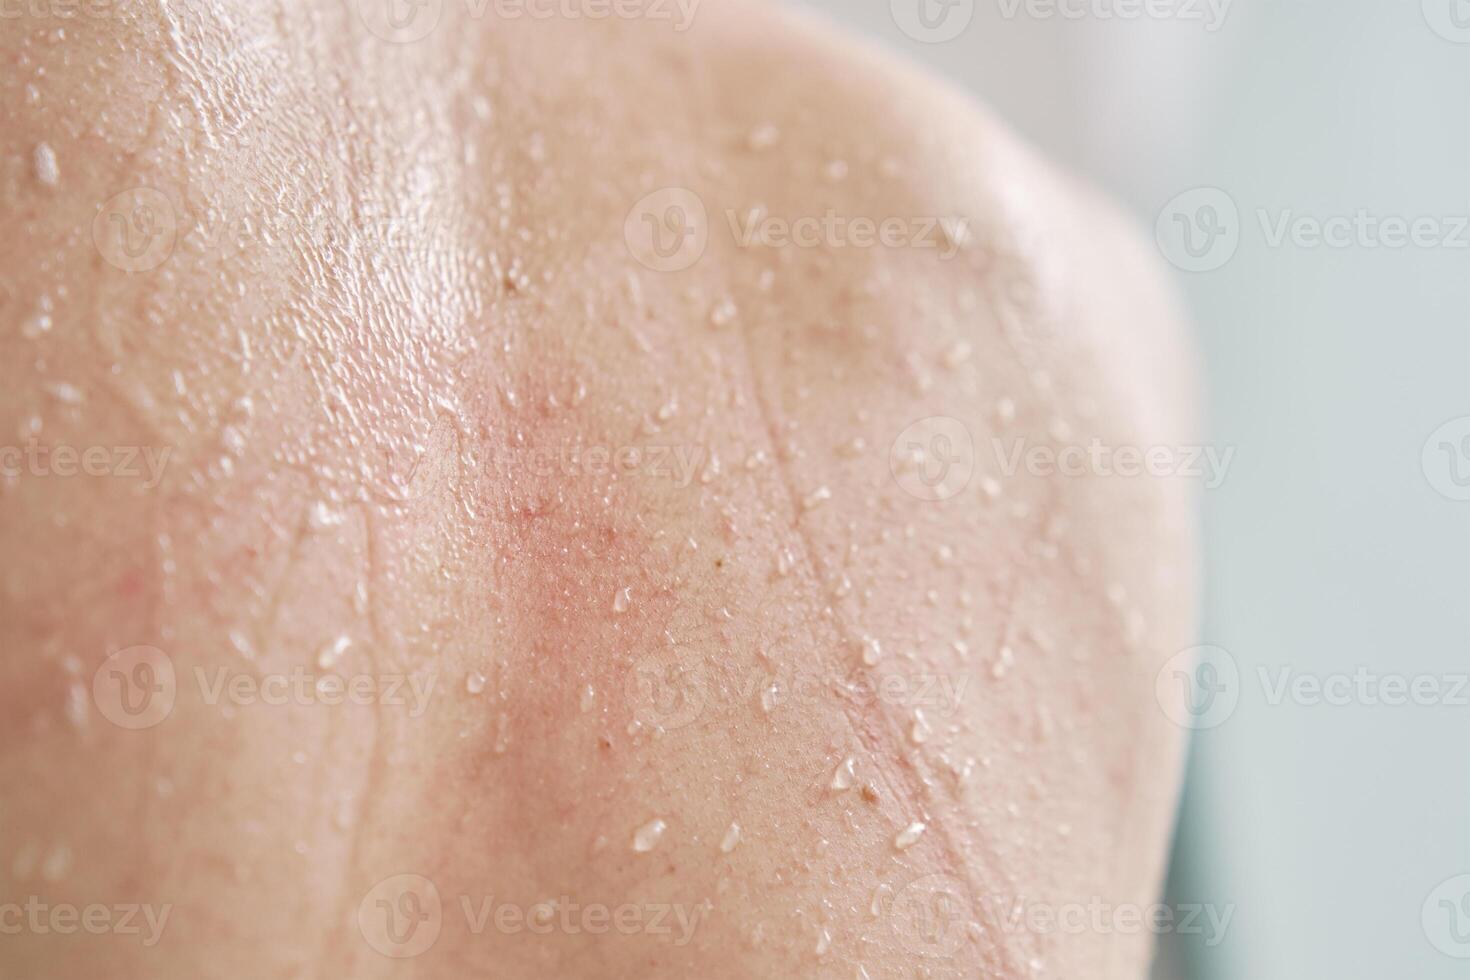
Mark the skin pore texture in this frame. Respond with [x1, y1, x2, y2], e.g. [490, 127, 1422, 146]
[0, 1, 1198, 978]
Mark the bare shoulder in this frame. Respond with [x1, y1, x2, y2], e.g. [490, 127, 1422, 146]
[0, 3, 1196, 978]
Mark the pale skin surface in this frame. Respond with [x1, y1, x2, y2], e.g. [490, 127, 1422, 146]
[0, 1, 1198, 977]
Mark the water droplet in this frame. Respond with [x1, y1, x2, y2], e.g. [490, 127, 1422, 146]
[316, 635, 351, 670]
[493, 712, 511, 754]
[228, 630, 255, 659]
[910, 709, 931, 745]
[942, 341, 972, 368]
[748, 123, 780, 151]
[760, 682, 781, 714]
[720, 821, 741, 853]
[579, 683, 596, 713]
[894, 822, 926, 850]
[860, 636, 882, 667]
[21, 294, 53, 339]
[466, 671, 487, 695]
[710, 296, 738, 327]
[40, 844, 72, 881]
[33, 142, 59, 186]
[613, 587, 632, 615]
[633, 818, 667, 853]
[832, 756, 856, 791]
[801, 486, 832, 511]
[44, 382, 83, 405]
[980, 476, 1002, 500]
[992, 644, 1015, 679]
[996, 397, 1017, 425]
[308, 501, 345, 530]
[815, 926, 833, 956]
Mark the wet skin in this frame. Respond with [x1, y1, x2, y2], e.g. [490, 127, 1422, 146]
[0, 1, 1198, 977]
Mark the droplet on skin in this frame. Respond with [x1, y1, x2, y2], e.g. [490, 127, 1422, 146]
[760, 683, 781, 714]
[33, 142, 59, 186]
[40, 844, 72, 882]
[992, 644, 1015, 679]
[316, 635, 351, 670]
[996, 397, 1017, 425]
[21, 294, 53, 339]
[894, 822, 926, 850]
[801, 486, 832, 511]
[579, 683, 596, 713]
[44, 382, 83, 405]
[942, 341, 973, 368]
[632, 818, 667, 853]
[466, 671, 487, 695]
[815, 926, 833, 956]
[613, 587, 632, 614]
[228, 630, 255, 659]
[308, 501, 345, 530]
[710, 296, 738, 327]
[980, 476, 1002, 500]
[832, 756, 856, 791]
[860, 636, 882, 667]
[720, 821, 741, 853]
[910, 709, 931, 745]
[748, 123, 780, 151]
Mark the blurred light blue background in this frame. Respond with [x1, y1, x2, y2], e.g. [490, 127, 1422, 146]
[796, 1, 1469, 977]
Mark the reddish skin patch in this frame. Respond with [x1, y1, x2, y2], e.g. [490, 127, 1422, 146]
[451, 341, 686, 861]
